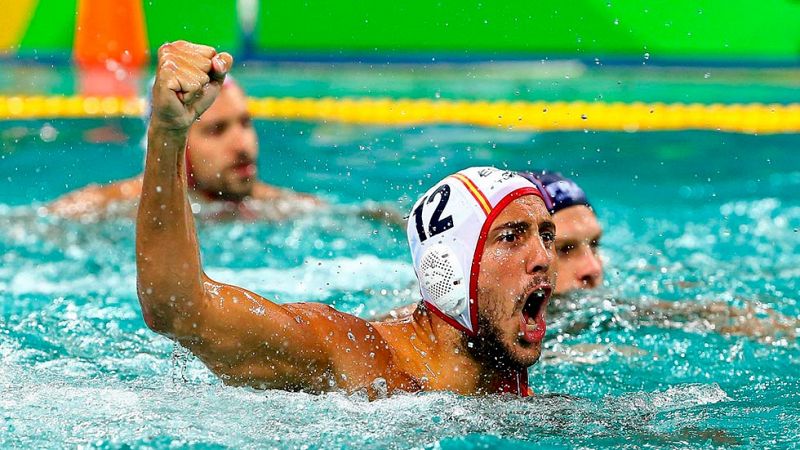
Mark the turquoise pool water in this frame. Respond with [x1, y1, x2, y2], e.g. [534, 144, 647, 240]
[1, 113, 799, 446]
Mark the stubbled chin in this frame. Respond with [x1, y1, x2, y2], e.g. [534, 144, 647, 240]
[505, 318, 543, 362]
[510, 341, 542, 367]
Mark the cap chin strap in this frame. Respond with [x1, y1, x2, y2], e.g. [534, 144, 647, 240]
[500, 368, 530, 397]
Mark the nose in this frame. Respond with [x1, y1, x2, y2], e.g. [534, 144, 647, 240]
[576, 247, 603, 288]
[223, 121, 257, 157]
[525, 235, 553, 275]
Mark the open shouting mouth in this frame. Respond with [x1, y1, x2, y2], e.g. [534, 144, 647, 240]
[518, 285, 551, 344]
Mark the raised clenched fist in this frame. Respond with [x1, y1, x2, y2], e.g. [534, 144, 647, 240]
[150, 40, 234, 131]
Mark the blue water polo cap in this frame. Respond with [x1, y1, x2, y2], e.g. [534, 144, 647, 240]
[517, 170, 591, 214]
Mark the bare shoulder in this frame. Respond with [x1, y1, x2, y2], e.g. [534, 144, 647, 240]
[284, 302, 420, 393]
[49, 176, 143, 218]
[371, 303, 418, 322]
[284, 303, 389, 355]
[251, 181, 322, 204]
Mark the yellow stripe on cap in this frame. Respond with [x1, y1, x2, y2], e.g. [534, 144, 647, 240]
[451, 173, 492, 215]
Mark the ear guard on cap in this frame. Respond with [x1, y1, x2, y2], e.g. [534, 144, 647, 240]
[419, 244, 467, 315]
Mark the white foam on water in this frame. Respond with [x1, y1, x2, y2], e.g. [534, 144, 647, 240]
[7, 263, 136, 297]
[5, 254, 415, 306]
[1, 357, 739, 450]
[205, 255, 416, 301]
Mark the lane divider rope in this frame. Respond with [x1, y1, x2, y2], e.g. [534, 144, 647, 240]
[0, 95, 798, 133]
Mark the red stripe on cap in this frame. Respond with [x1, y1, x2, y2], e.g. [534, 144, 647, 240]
[467, 187, 541, 336]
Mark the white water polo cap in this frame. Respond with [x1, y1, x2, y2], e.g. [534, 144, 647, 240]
[407, 167, 544, 335]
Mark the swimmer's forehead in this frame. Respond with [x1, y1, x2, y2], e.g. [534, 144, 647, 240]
[489, 195, 553, 231]
[553, 205, 602, 241]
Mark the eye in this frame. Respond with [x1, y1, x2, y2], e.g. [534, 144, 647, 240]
[557, 244, 575, 256]
[541, 231, 555, 246]
[498, 231, 519, 243]
[590, 239, 601, 252]
[206, 123, 226, 136]
[241, 115, 253, 128]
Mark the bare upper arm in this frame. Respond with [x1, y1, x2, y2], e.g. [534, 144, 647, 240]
[170, 277, 398, 392]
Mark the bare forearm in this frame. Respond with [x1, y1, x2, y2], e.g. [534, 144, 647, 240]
[136, 125, 204, 332]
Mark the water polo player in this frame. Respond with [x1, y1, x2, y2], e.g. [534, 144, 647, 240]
[49, 71, 317, 220]
[136, 40, 556, 397]
[518, 170, 603, 293]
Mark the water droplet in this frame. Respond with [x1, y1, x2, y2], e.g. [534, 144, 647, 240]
[370, 377, 388, 398]
[39, 124, 58, 142]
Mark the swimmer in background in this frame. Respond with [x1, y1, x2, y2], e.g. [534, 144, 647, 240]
[522, 171, 797, 345]
[137, 40, 557, 397]
[49, 75, 319, 221]
[382, 171, 797, 346]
